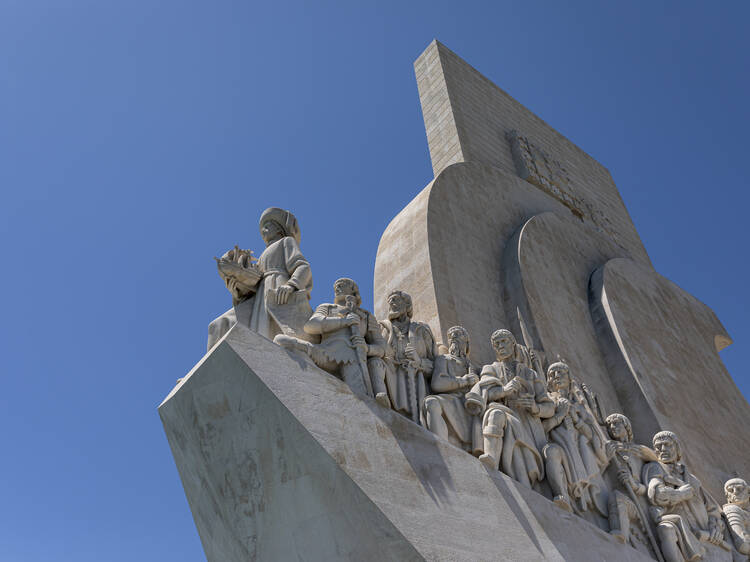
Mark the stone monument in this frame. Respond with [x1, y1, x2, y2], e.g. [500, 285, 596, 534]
[159, 40, 750, 561]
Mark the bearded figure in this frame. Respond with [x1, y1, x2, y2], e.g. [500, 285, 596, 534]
[423, 326, 481, 454]
[378, 290, 437, 424]
[464, 329, 554, 489]
[542, 361, 608, 515]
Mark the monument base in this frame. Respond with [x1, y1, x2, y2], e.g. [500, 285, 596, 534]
[159, 325, 729, 561]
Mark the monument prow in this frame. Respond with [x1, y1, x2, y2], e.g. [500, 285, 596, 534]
[162, 40, 750, 561]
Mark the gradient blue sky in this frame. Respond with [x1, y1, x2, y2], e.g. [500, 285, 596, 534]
[1, 2, 748, 560]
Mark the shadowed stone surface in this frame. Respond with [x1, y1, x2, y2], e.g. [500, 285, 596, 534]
[589, 258, 750, 501]
[160, 325, 655, 561]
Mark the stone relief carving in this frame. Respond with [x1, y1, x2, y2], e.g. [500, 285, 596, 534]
[378, 290, 437, 424]
[723, 478, 750, 558]
[275, 278, 387, 401]
[506, 129, 616, 239]
[644, 431, 726, 562]
[206, 206, 749, 562]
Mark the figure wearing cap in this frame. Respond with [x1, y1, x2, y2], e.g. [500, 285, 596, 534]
[208, 207, 315, 350]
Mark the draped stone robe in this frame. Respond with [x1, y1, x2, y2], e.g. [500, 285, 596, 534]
[380, 319, 436, 421]
[426, 353, 482, 454]
[207, 236, 314, 350]
[470, 361, 554, 483]
[543, 391, 609, 515]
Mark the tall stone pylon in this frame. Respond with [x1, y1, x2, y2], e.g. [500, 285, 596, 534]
[374, 40, 749, 501]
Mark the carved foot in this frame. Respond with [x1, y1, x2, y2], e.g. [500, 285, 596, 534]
[478, 454, 497, 471]
[552, 495, 573, 512]
[375, 392, 391, 410]
[610, 531, 626, 544]
[274, 334, 309, 355]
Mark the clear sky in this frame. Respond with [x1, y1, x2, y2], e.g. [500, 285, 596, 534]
[1, 1, 748, 560]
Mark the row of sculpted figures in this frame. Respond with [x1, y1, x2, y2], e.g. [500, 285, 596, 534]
[208, 207, 750, 562]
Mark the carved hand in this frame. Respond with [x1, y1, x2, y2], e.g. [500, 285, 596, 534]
[678, 484, 694, 500]
[462, 373, 479, 388]
[557, 397, 571, 415]
[605, 440, 622, 459]
[503, 378, 522, 395]
[708, 519, 724, 544]
[405, 345, 421, 369]
[350, 335, 368, 354]
[343, 313, 360, 328]
[516, 397, 538, 414]
[616, 469, 634, 489]
[276, 284, 295, 304]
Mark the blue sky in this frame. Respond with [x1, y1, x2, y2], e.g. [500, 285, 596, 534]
[1, 1, 748, 560]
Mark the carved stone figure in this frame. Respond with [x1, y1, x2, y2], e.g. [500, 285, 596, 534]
[644, 431, 725, 562]
[379, 290, 437, 424]
[275, 278, 387, 401]
[207, 207, 315, 351]
[603, 413, 661, 557]
[723, 478, 750, 557]
[542, 361, 608, 514]
[465, 329, 553, 488]
[423, 326, 481, 453]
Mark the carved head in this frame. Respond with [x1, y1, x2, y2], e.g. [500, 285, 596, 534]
[605, 413, 633, 443]
[333, 278, 361, 307]
[652, 431, 681, 464]
[258, 207, 301, 245]
[447, 326, 470, 357]
[547, 362, 571, 394]
[490, 329, 516, 361]
[725, 478, 750, 507]
[387, 290, 413, 320]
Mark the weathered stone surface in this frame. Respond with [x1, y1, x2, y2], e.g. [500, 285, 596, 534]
[161, 325, 655, 561]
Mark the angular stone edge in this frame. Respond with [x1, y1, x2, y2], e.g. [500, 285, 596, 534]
[161, 324, 654, 561]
